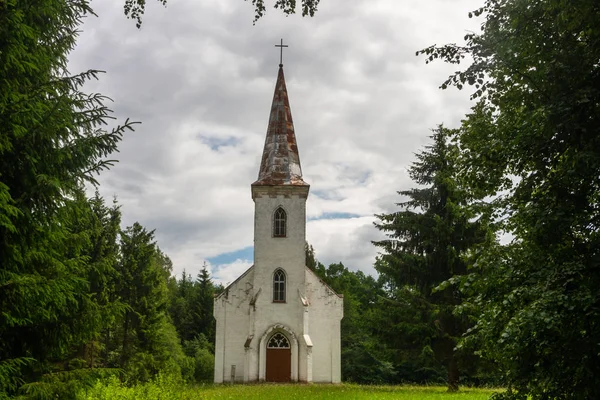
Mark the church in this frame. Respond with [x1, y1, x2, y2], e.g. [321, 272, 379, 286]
[213, 55, 343, 383]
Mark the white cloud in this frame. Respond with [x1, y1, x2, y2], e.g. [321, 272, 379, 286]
[210, 259, 254, 287]
[71, 0, 484, 281]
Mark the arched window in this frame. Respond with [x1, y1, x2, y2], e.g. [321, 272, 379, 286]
[273, 269, 286, 302]
[273, 207, 287, 237]
[267, 332, 290, 348]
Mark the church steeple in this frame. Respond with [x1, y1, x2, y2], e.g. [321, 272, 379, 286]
[252, 65, 308, 187]
[212, 49, 342, 385]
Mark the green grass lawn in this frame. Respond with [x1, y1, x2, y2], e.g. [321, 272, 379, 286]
[82, 377, 500, 400]
[194, 384, 499, 399]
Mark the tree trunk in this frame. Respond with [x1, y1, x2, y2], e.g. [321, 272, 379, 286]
[447, 352, 459, 392]
[121, 311, 130, 369]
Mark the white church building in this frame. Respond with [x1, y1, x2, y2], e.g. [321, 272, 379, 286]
[213, 60, 343, 383]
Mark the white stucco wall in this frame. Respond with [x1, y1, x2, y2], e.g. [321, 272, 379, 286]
[305, 268, 343, 383]
[213, 267, 254, 383]
[252, 186, 308, 297]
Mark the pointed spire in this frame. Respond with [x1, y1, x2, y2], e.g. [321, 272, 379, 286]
[253, 65, 308, 186]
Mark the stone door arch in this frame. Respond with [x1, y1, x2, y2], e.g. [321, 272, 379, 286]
[258, 324, 298, 382]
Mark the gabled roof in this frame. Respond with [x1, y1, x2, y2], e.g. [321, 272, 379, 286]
[214, 265, 255, 300]
[252, 65, 308, 187]
[305, 267, 344, 298]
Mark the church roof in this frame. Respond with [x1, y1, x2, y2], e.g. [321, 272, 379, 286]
[252, 65, 308, 187]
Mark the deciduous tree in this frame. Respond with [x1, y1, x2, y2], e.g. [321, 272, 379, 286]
[419, 1, 600, 398]
[123, 0, 322, 26]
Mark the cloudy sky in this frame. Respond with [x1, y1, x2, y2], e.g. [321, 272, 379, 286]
[69, 0, 482, 285]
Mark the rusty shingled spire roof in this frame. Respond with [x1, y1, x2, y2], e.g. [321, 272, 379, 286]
[252, 65, 308, 186]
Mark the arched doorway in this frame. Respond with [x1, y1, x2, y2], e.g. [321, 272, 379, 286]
[266, 332, 291, 382]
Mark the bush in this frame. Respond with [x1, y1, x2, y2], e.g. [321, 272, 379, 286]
[80, 374, 185, 400]
[183, 334, 214, 383]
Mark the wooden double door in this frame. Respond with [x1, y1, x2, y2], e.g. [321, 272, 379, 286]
[265, 332, 291, 382]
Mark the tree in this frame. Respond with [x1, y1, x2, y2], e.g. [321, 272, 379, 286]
[168, 263, 217, 346]
[419, 1, 600, 398]
[193, 263, 216, 343]
[165, 264, 217, 382]
[116, 223, 182, 382]
[0, 1, 133, 396]
[373, 126, 491, 391]
[168, 270, 195, 343]
[305, 242, 318, 271]
[123, 0, 322, 26]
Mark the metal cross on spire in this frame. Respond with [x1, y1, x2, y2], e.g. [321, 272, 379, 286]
[275, 38, 288, 67]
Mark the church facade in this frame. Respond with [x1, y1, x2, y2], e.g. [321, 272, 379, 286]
[213, 63, 343, 383]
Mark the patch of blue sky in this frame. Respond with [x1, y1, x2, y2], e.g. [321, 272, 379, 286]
[198, 135, 239, 151]
[308, 212, 362, 221]
[208, 246, 253, 265]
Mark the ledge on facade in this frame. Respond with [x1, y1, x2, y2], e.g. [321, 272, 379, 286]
[251, 183, 310, 200]
[303, 334, 313, 347]
[251, 178, 309, 186]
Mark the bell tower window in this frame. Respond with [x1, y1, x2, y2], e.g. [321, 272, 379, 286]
[273, 269, 286, 302]
[273, 207, 287, 237]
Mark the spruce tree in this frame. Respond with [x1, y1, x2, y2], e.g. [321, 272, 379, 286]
[373, 126, 491, 391]
[116, 224, 176, 379]
[0, 2, 134, 395]
[194, 263, 216, 344]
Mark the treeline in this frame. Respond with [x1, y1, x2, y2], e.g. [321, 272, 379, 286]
[0, 189, 220, 399]
[309, 259, 495, 387]
[0, 1, 220, 397]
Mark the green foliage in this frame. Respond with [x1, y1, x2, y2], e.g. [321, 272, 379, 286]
[18, 368, 118, 400]
[0, 0, 210, 396]
[314, 262, 394, 384]
[80, 381, 500, 400]
[123, 0, 168, 28]
[0, 0, 137, 396]
[419, 1, 600, 398]
[122, 0, 321, 27]
[81, 374, 185, 400]
[373, 127, 493, 390]
[244, 0, 321, 24]
[114, 223, 186, 383]
[183, 335, 215, 383]
[0, 358, 33, 398]
[167, 264, 217, 351]
[165, 264, 219, 383]
[305, 242, 318, 271]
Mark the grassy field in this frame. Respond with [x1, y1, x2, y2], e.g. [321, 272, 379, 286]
[81, 377, 500, 400]
[188, 384, 499, 399]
